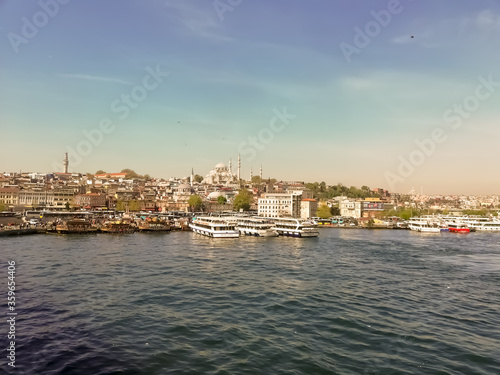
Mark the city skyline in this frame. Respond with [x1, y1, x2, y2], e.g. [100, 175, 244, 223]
[1, 0, 500, 194]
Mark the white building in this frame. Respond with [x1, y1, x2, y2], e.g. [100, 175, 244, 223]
[258, 193, 301, 218]
[340, 199, 363, 218]
[202, 162, 238, 185]
[300, 199, 318, 219]
[17, 189, 75, 208]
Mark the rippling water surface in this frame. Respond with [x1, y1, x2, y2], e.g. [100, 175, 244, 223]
[2, 229, 500, 374]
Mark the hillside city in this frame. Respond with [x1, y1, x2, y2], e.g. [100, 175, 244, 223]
[1, 156, 499, 225]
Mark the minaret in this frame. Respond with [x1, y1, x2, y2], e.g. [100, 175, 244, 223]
[260, 165, 262, 180]
[250, 167, 253, 181]
[229, 158, 232, 174]
[63, 152, 69, 173]
[190, 168, 194, 186]
[237, 154, 241, 181]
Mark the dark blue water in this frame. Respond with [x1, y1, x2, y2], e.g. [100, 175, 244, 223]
[1, 230, 500, 374]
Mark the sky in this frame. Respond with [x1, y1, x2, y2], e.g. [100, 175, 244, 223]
[1, 0, 499, 194]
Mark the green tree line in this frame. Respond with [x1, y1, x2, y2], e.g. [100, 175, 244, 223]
[305, 182, 381, 200]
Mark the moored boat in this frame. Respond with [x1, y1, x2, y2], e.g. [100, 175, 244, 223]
[271, 218, 319, 237]
[236, 217, 278, 237]
[408, 218, 441, 233]
[55, 219, 98, 234]
[466, 219, 500, 232]
[100, 219, 135, 234]
[189, 216, 239, 238]
[448, 222, 470, 233]
[136, 217, 170, 233]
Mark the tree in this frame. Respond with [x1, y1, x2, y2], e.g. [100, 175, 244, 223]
[233, 189, 253, 211]
[95, 170, 105, 175]
[188, 195, 203, 211]
[316, 204, 331, 219]
[121, 169, 142, 180]
[194, 174, 204, 183]
[217, 195, 227, 205]
[330, 206, 340, 216]
[65, 202, 71, 211]
[0, 201, 6, 212]
[86, 173, 94, 180]
[251, 176, 262, 184]
[383, 207, 421, 220]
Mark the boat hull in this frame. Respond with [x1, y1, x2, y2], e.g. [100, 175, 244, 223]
[449, 228, 470, 233]
[239, 229, 278, 237]
[189, 224, 239, 238]
[275, 229, 319, 237]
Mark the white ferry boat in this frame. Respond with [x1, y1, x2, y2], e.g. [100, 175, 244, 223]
[271, 218, 319, 237]
[466, 219, 500, 232]
[236, 217, 278, 237]
[189, 216, 240, 238]
[408, 217, 441, 233]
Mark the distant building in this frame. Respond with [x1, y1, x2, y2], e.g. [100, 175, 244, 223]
[202, 162, 238, 185]
[0, 187, 20, 207]
[300, 198, 318, 219]
[340, 198, 392, 219]
[18, 189, 53, 208]
[258, 193, 301, 218]
[0, 177, 10, 188]
[340, 199, 363, 218]
[74, 193, 106, 209]
[361, 199, 385, 219]
[52, 189, 76, 209]
[95, 173, 128, 181]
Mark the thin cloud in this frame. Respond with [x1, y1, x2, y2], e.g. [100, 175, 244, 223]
[392, 10, 500, 48]
[55, 73, 132, 85]
[164, 0, 234, 41]
[475, 9, 500, 32]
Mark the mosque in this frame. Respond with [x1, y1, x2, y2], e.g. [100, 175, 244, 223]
[202, 162, 238, 185]
[201, 153, 240, 186]
[189, 155, 263, 186]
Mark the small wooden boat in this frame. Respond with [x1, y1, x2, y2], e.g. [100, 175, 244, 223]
[100, 220, 135, 234]
[136, 217, 170, 233]
[55, 219, 98, 234]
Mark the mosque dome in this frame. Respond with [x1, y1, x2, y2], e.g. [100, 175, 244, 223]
[207, 191, 224, 200]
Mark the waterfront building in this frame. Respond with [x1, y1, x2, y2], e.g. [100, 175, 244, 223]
[300, 198, 318, 219]
[52, 189, 76, 209]
[361, 199, 392, 219]
[340, 199, 363, 218]
[258, 193, 301, 218]
[18, 189, 53, 208]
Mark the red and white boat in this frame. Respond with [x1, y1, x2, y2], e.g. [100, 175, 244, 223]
[448, 223, 470, 233]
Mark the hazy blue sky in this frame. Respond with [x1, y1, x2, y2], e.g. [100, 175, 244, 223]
[1, 0, 499, 194]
